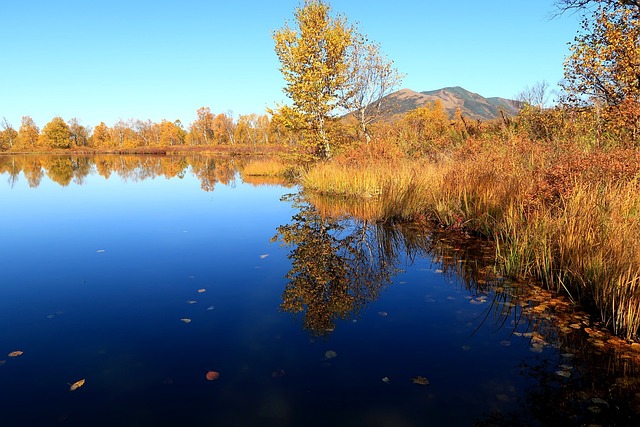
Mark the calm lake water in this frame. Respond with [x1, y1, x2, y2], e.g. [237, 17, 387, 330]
[1, 155, 639, 427]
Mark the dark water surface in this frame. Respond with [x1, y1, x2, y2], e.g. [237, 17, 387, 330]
[1, 155, 639, 426]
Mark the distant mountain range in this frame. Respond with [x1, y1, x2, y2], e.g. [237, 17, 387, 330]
[373, 86, 522, 121]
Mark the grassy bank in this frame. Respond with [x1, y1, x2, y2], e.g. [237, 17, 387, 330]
[302, 137, 640, 340]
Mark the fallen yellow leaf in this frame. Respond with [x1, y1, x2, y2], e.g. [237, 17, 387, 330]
[197, 289, 206, 293]
[411, 376, 429, 385]
[69, 379, 85, 391]
[8, 351, 23, 357]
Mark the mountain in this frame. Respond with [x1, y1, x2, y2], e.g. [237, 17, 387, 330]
[373, 86, 521, 121]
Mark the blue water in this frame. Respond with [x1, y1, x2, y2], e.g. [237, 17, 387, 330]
[0, 155, 637, 426]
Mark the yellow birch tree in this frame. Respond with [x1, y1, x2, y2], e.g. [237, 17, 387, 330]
[273, 0, 353, 162]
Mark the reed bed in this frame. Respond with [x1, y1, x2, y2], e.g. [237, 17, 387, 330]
[241, 158, 290, 177]
[302, 140, 640, 339]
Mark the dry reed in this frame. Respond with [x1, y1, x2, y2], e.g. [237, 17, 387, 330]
[302, 140, 640, 339]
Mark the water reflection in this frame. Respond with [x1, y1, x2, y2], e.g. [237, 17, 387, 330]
[273, 194, 396, 336]
[274, 193, 518, 337]
[279, 192, 640, 424]
[0, 154, 287, 191]
[2, 154, 640, 425]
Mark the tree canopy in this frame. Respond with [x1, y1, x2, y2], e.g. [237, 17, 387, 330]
[561, 2, 640, 141]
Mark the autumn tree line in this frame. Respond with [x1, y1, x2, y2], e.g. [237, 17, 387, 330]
[267, 0, 640, 162]
[1, 0, 638, 159]
[0, 107, 285, 152]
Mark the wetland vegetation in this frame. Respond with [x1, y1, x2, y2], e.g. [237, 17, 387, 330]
[1, 1, 640, 423]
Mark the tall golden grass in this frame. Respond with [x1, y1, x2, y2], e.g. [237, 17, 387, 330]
[302, 137, 640, 339]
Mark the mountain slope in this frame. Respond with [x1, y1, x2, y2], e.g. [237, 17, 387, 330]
[375, 86, 521, 121]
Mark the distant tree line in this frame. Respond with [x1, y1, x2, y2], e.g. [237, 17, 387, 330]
[2, 0, 638, 156]
[0, 108, 285, 152]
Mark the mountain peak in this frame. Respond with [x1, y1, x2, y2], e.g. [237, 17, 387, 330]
[375, 87, 521, 121]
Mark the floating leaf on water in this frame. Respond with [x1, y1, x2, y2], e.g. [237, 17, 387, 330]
[180, 318, 192, 323]
[259, 254, 269, 259]
[556, 370, 571, 378]
[197, 289, 206, 293]
[69, 379, 85, 391]
[8, 351, 23, 357]
[411, 376, 429, 385]
[378, 311, 388, 317]
[206, 306, 215, 311]
[591, 397, 608, 406]
[529, 345, 544, 353]
[96, 249, 105, 253]
[434, 269, 443, 274]
[205, 371, 220, 381]
[187, 300, 197, 304]
[607, 337, 626, 347]
[324, 350, 337, 360]
[382, 377, 390, 384]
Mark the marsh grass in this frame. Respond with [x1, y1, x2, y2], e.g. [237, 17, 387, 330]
[241, 158, 290, 177]
[302, 140, 640, 339]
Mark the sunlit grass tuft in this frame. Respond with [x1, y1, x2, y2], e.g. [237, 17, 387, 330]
[241, 158, 290, 177]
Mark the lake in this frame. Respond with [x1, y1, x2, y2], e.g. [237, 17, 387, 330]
[1, 154, 639, 426]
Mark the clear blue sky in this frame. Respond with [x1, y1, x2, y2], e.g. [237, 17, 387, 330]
[0, 0, 581, 129]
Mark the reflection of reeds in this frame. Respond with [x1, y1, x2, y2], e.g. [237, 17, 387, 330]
[241, 175, 293, 187]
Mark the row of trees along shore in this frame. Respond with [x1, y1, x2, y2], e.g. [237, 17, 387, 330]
[0, 108, 281, 151]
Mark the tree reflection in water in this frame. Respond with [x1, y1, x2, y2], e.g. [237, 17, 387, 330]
[274, 192, 522, 338]
[279, 192, 640, 424]
[3, 154, 640, 423]
[272, 194, 396, 336]
[0, 154, 261, 192]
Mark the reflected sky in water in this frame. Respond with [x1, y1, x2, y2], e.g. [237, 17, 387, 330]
[0, 155, 638, 426]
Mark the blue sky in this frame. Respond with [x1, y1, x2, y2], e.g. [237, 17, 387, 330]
[0, 0, 582, 129]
